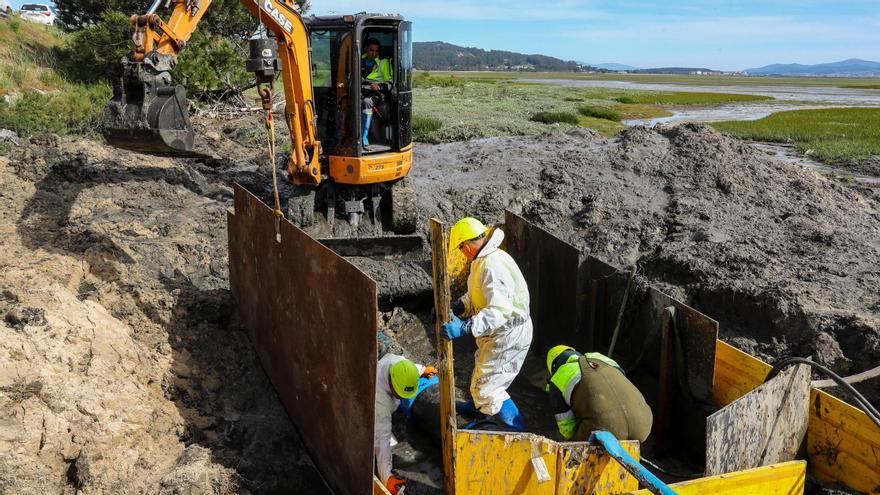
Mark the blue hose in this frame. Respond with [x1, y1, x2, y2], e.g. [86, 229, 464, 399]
[590, 431, 678, 495]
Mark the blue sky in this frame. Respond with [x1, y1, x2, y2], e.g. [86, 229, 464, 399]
[310, 0, 880, 70]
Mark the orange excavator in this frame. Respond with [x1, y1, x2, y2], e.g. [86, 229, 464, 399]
[102, 0, 418, 244]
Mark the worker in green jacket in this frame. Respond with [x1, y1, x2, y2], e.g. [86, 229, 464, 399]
[361, 37, 393, 149]
[545, 345, 653, 442]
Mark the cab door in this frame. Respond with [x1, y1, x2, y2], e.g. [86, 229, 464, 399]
[396, 21, 413, 149]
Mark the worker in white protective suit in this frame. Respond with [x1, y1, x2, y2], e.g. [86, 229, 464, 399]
[375, 353, 437, 495]
[441, 217, 532, 431]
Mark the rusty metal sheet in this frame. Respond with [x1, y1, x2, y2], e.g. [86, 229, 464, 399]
[504, 211, 587, 354]
[706, 364, 811, 475]
[228, 185, 377, 495]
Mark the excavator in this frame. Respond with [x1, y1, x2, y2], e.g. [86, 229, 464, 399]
[102, 0, 419, 249]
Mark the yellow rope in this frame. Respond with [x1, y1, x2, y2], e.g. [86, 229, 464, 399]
[264, 95, 283, 241]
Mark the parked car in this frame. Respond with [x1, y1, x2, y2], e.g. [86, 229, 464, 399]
[0, 0, 13, 18]
[18, 3, 57, 26]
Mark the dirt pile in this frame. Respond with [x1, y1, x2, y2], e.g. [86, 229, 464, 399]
[1, 118, 878, 493]
[0, 136, 328, 493]
[409, 124, 880, 397]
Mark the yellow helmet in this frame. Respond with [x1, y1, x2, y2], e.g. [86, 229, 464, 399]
[449, 217, 487, 250]
[547, 345, 576, 373]
[390, 359, 419, 399]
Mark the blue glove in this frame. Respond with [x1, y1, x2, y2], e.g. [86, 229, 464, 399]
[442, 315, 471, 340]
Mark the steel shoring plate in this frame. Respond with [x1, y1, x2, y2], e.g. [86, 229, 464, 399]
[228, 184, 377, 495]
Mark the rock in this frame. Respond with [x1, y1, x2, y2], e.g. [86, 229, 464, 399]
[0, 129, 18, 143]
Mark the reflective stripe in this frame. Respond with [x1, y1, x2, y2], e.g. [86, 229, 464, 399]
[585, 352, 621, 370]
[563, 373, 581, 404]
[554, 409, 575, 422]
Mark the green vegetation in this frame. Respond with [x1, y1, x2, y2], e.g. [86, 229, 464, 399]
[0, 142, 10, 156]
[577, 105, 621, 121]
[577, 116, 626, 136]
[712, 108, 880, 172]
[0, 85, 112, 137]
[412, 115, 443, 143]
[531, 111, 580, 125]
[614, 92, 770, 105]
[841, 84, 880, 90]
[413, 72, 470, 89]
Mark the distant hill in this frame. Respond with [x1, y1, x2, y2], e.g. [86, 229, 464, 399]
[595, 63, 640, 71]
[632, 67, 722, 75]
[413, 41, 586, 72]
[745, 59, 880, 76]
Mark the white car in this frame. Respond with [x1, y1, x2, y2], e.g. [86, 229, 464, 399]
[19, 3, 57, 26]
[0, 0, 13, 18]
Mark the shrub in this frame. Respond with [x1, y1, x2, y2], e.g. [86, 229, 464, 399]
[0, 84, 112, 137]
[564, 96, 584, 102]
[173, 30, 250, 95]
[577, 105, 621, 122]
[615, 96, 636, 104]
[57, 11, 132, 83]
[530, 111, 579, 125]
[9, 18, 21, 33]
[412, 115, 443, 142]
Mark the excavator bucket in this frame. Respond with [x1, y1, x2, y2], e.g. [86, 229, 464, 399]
[102, 79, 197, 156]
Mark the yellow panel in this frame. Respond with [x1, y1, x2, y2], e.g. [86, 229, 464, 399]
[328, 150, 413, 185]
[712, 341, 771, 408]
[455, 431, 558, 495]
[626, 460, 806, 495]
[557, 441, 640, 494]
[807, 389, 880, 495]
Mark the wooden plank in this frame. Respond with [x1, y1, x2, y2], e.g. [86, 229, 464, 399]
[712, 341, 772, 408]
[807, 388, 880, 495]
[706, 364, 810, 476]
[626, 460, 806, 495]
[455, 431, 558, 495]
[556, 441, 640, 494]
[430, 218, 457, 495]
[373, 476, 392, 495]
[227, 185, 377, 494]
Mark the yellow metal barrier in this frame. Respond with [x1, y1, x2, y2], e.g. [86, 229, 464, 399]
[454, 430, 639, 495]
[627, 460, 806, 495]
[713, 341, 880, 494]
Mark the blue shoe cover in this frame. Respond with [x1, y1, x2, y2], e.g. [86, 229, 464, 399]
[456, 400, 481, 416]
[497, 398, 526, 432]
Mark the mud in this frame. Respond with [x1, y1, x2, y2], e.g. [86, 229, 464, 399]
[1, 117, 878, 493]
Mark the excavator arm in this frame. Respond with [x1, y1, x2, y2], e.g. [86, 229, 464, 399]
[103, 0, 322, 184]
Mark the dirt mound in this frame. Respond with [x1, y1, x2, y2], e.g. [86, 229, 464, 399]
[1, 119, 877, 493]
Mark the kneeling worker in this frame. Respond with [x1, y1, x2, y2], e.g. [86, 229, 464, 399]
[442, 217, 532, 431]
[545, 345, 653, 442]
[375, 353, 437, 495]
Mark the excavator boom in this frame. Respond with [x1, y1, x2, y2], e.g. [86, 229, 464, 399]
[102, 0, 322, 184]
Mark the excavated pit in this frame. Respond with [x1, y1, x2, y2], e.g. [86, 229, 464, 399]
[1, 117, 878, 493]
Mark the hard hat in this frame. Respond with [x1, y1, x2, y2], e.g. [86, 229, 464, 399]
[390, 359, 420, 399]
[547, 345, 576, 373]
[450, 217, 487, 250]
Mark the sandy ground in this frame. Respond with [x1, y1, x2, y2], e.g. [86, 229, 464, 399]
[1, 119, 878, 493]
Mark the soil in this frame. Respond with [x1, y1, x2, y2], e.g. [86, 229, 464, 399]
[1, 116, 877, 493]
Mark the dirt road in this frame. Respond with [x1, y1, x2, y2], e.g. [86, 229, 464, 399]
[1, 120, 877, 493]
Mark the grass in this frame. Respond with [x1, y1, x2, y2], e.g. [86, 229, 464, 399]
[712, 108, 880, 171]
[577, 116, 626, 136]
[614, 92, 770, 105]
[577, 105, 621, 121]
[531, 111, 579, 125]
[0, 84, 112, 137]
[412, 115, 443, 143]
[841, 84, 880, 90]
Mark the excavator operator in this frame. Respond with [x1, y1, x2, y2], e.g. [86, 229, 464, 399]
[361, 37, 393, 149]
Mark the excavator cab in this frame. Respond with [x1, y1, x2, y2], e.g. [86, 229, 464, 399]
[308, 15, 412, 158]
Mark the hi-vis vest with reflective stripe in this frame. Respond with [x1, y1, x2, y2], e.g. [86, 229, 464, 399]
[549, 353, 622, 405]
[362, 56, 392, 82]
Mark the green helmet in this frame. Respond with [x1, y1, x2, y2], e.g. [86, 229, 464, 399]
[390, 359, 419, 399]
[546, 345, 576, 373]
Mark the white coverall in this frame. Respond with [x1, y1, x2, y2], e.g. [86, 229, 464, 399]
[374, 353, 425, 484]
[457, 228, 533, 415]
